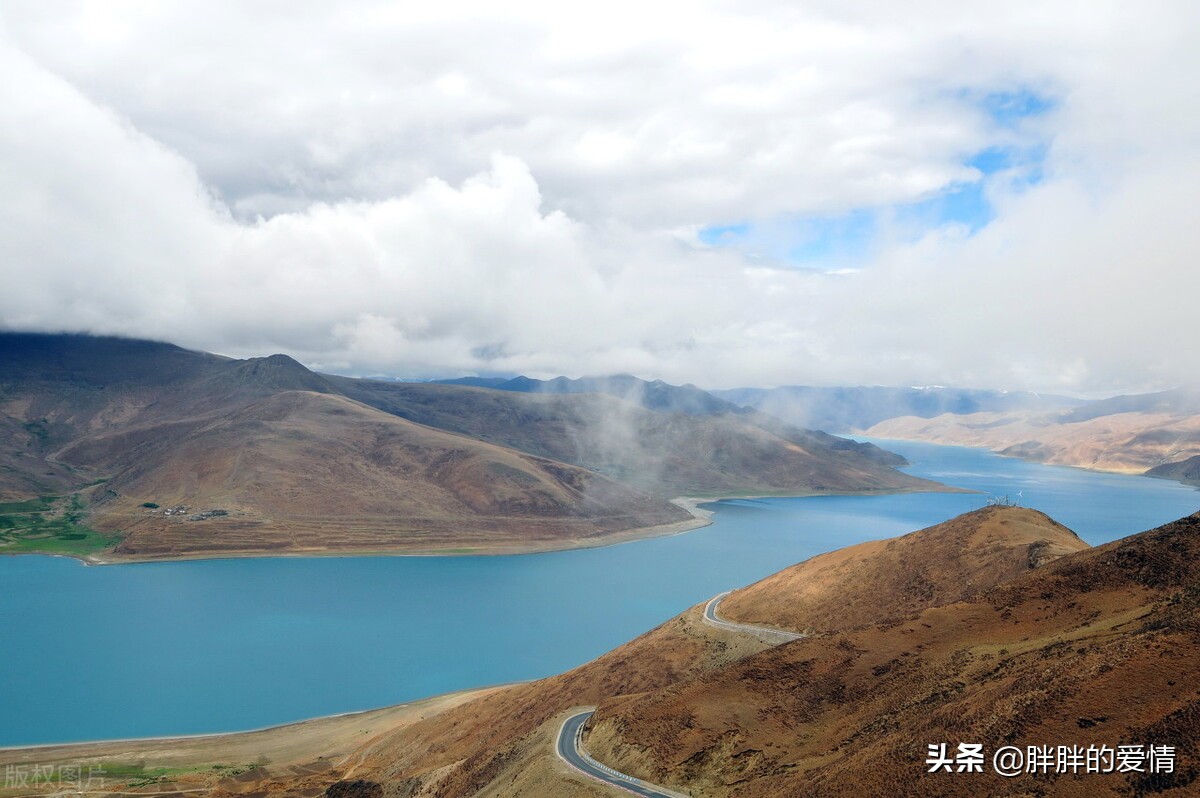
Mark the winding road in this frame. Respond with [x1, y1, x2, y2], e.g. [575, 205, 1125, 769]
[555, 591, 805, 796]
[702, 590, 805, 642]
[557, 710, 687, 798]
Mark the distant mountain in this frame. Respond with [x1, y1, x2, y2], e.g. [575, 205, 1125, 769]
[0, 333, 690, 558]
[867, 388, 1200, 480]
[329, 378, 926, 497]
[0, 333, 337, 499]
[0, 333, 939, 559]
[1146, 455, 1200, 487]
[714, 384, 1081, 432]
[435, 374, 748, 416]
[1056, 387, 1200, 423]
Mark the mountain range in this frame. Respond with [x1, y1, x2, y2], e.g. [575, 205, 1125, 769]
[714, 384, 1082, 432]
[434, 376, 1200, 484]
[437, 374, 747, 417]
[0, 333, 936, 560]
[868, 387, 1200, 477]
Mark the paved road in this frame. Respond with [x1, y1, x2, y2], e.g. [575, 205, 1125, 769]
[554, 593, 803, 796]
[702, 591, 805, 642]
[557, 710, 687, 798]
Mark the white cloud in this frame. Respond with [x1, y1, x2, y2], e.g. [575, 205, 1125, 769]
[0, 1, 1197, 394]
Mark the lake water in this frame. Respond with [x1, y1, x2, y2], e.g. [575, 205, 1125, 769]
[1, 439, 1196, 747]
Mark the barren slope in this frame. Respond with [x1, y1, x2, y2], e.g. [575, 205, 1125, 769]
[586, 511, 1200, 798]
[1, 332, 940, 559]
[68, 391, 689, 558]
[719, 506, 1088, 633]
[304, 507, 1192, 798]
[330, 378, 935, 497]
[138, 507, 1086, 797]
[868, 404, 1200, 476]
[1147, 454, 1200, 487]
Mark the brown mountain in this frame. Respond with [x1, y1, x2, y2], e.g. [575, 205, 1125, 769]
[867, 389, 1200, 480]
[329, 378, 923, 497]
[0, 333, 936, 559]
[718, 505, 1087, 633]
[580, 509, 1200, 798]
[193, 507, 1103, 796]
[329, 507, 1193, 798]
[66, 391, 689, 559]
[1147, 455, 1200, 487]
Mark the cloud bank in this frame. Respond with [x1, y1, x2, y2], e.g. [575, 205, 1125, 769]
[0, 1, 1197, 393]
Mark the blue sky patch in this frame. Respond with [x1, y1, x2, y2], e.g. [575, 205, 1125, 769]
[967, 146, 1014, 175]
[982, 88, 1055, 128]
[698, 88, 1056, 268]
[897, 181, 990, 233]
[697, 211, 878, 266]
[697, 222, 751, 247]
[785, 210, 877, 263]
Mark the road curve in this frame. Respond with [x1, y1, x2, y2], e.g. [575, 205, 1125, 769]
[557, 710, 688, 798]
[553, 595, 803, 795]
[702, 591, 805, 642]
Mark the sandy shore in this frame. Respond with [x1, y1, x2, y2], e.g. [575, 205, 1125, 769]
[0, 686, 502, 795]
[15, 484, 970, 566]
[54, 498, 715, 565]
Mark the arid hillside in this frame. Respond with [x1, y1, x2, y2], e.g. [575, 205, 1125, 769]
[1147, 454, 1200, 487]
[68, 391, 692, 558]
[330, 378, 922, 497]
[328, 507, 1200, 798]
[584, 510, 1200, 798]
[868, 389, 1200, 479]
[0, 332, 936, 559]
[718, 505, 1088, 633]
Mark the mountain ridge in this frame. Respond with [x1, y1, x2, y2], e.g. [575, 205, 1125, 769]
[715, 384, 1082, 432]
[343, 506, 1196, 797]
[0, 332, 938, 559]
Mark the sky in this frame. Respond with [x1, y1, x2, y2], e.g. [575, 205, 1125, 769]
[0, 1, 1197, 394]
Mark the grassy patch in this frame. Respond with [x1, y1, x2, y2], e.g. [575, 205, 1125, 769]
[84, 762, 259, 788]
[0, 496, 56, 514]
[0, 494, 122, 557]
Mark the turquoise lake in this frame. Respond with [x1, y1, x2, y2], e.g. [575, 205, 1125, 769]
[1, 439, 1197, 747]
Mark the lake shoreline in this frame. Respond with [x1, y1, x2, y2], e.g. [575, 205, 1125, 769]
[0, 683, 512, 756]
[2, 439, 1197, 750]
[6, 485, 960, 566]
[0, 685, 509, 797]
[860, 433, 1200, 487]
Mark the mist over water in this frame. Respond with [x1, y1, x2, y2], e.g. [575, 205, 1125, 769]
[0, 440, 1196, 747]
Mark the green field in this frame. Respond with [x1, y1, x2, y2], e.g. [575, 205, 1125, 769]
[0, 494, 122, 556]
[90, 762, 262, 787]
